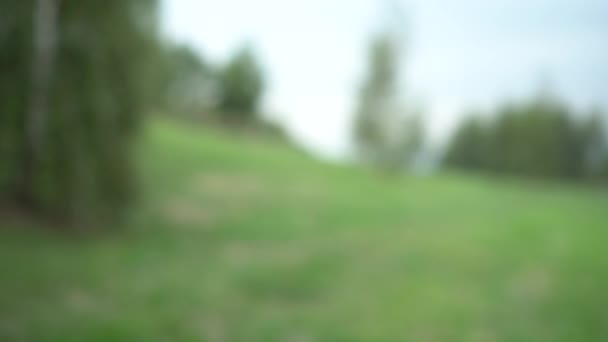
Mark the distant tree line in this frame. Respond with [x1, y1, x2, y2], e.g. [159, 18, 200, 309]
[443, 89, 608, 181]
[158, 43, 266, 127]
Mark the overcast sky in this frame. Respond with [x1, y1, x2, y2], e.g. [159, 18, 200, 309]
[162, 0, 608, 160]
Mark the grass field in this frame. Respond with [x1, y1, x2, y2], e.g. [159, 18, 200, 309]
[1, 119, 607, 341]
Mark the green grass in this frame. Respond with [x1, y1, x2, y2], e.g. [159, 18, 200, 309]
[1, 118, 607, 341]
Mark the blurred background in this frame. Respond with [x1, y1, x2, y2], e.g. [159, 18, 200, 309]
[1, 0, 607, 340]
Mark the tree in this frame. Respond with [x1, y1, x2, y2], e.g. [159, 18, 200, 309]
[20, 0, 60, 208]
[353, 28, 423, 172]
[162, 43, 216, 119]
[0, 0, 162, 225]
[217, 45, 264, 122]
[354, 34, 398, 164]
[442, 86, 608, 182]
[443, 114, 488, 170]
[0, 1, 36, 202]
[580, 110, 608, 180]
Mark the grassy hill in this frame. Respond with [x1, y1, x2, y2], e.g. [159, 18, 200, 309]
[1, 119, 607, 341]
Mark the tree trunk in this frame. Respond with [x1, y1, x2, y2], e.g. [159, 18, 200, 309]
[20, 0, 60, 209]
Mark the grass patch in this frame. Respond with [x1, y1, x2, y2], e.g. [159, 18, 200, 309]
[1, 118, 607, 341]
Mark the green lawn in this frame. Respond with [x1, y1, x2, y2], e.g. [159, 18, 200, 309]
[1, 119, 607, 341]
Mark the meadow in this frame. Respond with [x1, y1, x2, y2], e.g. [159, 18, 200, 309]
[1, 119, 607, 341]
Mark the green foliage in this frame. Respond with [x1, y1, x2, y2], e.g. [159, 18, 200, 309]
[443, 114, 488, 170]
[353, 32, 423, 171]
[443, 91, 608, 181]
[217, 45, 264, 122]
[159, 43, 215, 119]
[0, 1, 31, 198]
[0, 0, 162, 224]
[152, 42, 270, 129]
[354, 34, 398, 159]
[580, 110, 608, 179]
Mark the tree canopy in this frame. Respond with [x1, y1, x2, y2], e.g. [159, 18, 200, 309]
[443, 90, 608, 181]
[353, 31, 423, 171]
[217, 46, 265, 122]
[0, 0, 162, 224]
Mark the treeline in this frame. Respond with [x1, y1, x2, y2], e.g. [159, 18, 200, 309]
[443, 90, 608, 181]
[157, 43, 267, 127]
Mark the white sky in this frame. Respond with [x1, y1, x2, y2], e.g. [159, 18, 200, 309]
[162, 0, 608, 160]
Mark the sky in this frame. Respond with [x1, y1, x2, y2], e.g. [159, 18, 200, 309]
[162, 0, 608, 160]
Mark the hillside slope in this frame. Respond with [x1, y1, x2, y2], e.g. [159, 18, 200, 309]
[1, 119, 607, 341]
